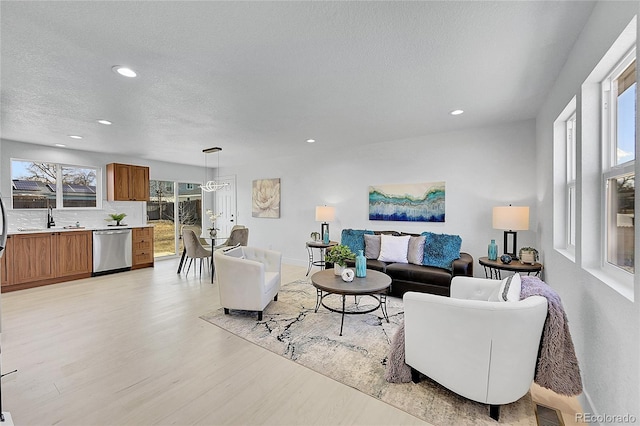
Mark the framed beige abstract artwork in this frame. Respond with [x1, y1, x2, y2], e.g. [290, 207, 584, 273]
[252, 178, 281, 218]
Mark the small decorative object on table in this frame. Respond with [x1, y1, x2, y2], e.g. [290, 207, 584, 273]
[341, 268, 355, 282]
[500, 254, 512, 264]
[325, 244, 355, 276]
[310, 231, 321, 242]
[355, 249, 367, 277]
[206, 208, 221, 238]
[488, 239, 498, 261]
[106, 213, 127, 226]
[323, 230, 330, 244]
[519, 247, 539, 264]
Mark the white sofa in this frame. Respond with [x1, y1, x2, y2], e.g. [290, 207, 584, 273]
[213, 245, 282, 321]
[403, 276, 548, 420]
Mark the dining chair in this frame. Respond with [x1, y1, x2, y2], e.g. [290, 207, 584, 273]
[182, 228, 213, 276]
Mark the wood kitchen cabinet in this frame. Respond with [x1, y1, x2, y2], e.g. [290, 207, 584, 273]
[10, 232, 56, 285]
[1, 231, 93, 292]
[56, 231, 93, 278]
[106, 163, 150, 201]
[1, 236, 13, 287]
[132, 227, 154, 269]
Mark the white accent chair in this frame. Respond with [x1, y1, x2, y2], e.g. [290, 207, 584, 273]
[213, 245, 282, 321]
[403, 276, 548, 421]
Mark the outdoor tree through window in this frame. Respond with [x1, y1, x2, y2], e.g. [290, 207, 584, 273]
[11, 160, 99, 209]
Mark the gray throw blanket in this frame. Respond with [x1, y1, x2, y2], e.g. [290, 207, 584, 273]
[385, 276, 583, 396]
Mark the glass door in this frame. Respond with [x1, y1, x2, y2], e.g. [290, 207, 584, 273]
[148, 180, 175, 257]
[177, 182, 203, 253]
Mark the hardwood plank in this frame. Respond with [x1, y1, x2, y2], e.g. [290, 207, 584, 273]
[1, 260, 426, 425]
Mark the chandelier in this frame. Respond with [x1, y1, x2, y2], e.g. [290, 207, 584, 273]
[200, 147, 229, 192]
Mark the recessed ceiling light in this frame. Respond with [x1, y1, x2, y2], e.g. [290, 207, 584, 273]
[54, 143, 66, 147]
[450, 109, 464, 116]
[69, 135, 83, 139]
[112, 65, 137, 78]
[97, 119, 112, 125]
[306, 139, 316, 143]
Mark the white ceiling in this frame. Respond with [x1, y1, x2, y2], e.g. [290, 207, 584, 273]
[1, 1, 596, 167]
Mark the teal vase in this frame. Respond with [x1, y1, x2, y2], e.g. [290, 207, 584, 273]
[356, 250, 367, 277]
[488, 239, 498, 261]
[323, 230, 329, 244]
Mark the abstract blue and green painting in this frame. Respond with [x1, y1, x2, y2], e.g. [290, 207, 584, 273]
[369, 182, 445, 222]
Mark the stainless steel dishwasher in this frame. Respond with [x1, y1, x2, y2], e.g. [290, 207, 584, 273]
[92, 228, 132, 275]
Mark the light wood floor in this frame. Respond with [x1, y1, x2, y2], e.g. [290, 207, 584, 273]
[0, 259, 581, 425]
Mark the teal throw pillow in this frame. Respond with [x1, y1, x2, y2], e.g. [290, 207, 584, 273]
[341, 229, 374, 254]
[421, 232, 462, 271]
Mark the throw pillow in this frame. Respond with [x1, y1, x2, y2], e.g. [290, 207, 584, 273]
[499, 273, 522, 302]
[341, 229, 374, 254]
[378, 234, 411, 263]
[421, 232, 462, 271]
[407, 235, 426, 265]
[364, 234, 381, 259]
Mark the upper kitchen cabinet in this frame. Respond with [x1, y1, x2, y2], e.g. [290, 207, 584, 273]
[106, 163, 150, 201]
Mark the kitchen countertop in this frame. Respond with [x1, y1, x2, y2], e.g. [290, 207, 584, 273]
[10, 224, 153, 235]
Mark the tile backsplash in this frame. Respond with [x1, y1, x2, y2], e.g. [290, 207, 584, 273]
[5, 200, 147, 232]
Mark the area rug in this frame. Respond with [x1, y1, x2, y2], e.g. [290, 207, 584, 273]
[200, 279, 536, 426]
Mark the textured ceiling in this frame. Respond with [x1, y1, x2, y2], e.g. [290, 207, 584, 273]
[0, 1, 596, 167]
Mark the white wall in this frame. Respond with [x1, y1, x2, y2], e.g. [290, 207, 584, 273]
[535, 1, 639, 420]
[218, 119, 538, 269]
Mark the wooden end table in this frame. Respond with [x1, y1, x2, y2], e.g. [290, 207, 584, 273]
[478, 256, 543, 280]
[311, 269, 392, 336]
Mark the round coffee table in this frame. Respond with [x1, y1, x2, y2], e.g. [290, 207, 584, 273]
[310, 269, 392, 336]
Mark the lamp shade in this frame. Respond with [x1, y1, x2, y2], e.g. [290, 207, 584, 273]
[315, 205, 335, 222]
[493, 206, 529, 231]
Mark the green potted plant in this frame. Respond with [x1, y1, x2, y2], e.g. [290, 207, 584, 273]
[325, 244, 355, 275]
[106, 213, 127, 226]
[518, 247, 539, 265]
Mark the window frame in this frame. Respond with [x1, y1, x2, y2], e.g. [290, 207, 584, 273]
[566, 111, 577, 253]
[552, 97, 577, 261]
[600, 48, 636, 277]
[10, 158, 102, 210]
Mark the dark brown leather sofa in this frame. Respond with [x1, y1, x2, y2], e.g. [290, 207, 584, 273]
[339, 231, 474, 297]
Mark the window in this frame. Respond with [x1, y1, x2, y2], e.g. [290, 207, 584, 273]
[11, 160, 100, 209]
[602, 54, 636, 274]
[553, 97, 577, 258]
[566, 112, 577, 250]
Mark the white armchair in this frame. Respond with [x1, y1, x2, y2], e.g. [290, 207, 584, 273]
[213, 246, 282, 321]
[403, 276, 548, 420]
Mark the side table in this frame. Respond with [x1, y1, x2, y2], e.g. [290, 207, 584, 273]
[478, 256, 543, 280]
[306, 240, 338, 276]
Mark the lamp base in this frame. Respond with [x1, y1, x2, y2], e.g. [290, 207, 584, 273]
[503, 230, 519, 260]
[320, 223, 329, 243]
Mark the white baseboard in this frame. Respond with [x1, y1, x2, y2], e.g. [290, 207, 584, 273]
[1, 412, 14, 426]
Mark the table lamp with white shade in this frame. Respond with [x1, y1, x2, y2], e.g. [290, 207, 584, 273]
[315, 206, 335, 244]
[492, 205, 529, 259]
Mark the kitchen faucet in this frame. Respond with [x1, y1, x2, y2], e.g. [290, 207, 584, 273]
[47, 206, 55, 228]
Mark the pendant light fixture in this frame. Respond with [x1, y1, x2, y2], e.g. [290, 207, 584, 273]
[200, 147, 229, 192]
